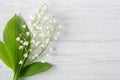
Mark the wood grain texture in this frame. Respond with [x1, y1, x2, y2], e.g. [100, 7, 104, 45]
[0, 0, 120, 80]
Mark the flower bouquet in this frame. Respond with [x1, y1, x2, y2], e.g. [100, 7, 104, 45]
[0, 4, 61, 80]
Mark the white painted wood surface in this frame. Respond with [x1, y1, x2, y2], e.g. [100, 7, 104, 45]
[0, 0, 120, 80]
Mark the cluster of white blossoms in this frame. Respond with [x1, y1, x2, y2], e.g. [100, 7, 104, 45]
[15, 24, 31, 65]
[16, 4, 62, 65]
[16, 28, 30, 50]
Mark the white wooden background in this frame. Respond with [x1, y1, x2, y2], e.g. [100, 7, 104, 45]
[0, 0, 120, 80]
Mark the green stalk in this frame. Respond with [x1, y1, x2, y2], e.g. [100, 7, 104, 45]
[13, 72, 19, 80]
[13, 62, 21, 80]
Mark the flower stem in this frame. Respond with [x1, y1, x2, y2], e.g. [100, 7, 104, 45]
[13, 73, 19, 80]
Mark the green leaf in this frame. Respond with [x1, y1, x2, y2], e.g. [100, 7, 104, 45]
[20, 62, 52, 77]
[0, 41, 13, 69]
[3, 14, 31, 71]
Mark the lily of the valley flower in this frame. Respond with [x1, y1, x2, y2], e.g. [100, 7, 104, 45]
[16, 37, 20, 41]
[23, 41, 29, 46]
[19, 45, 24, 50]
[26, 32, 30, 36]
[22, 24, 26, 29]
[19, 60, 23, 65]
